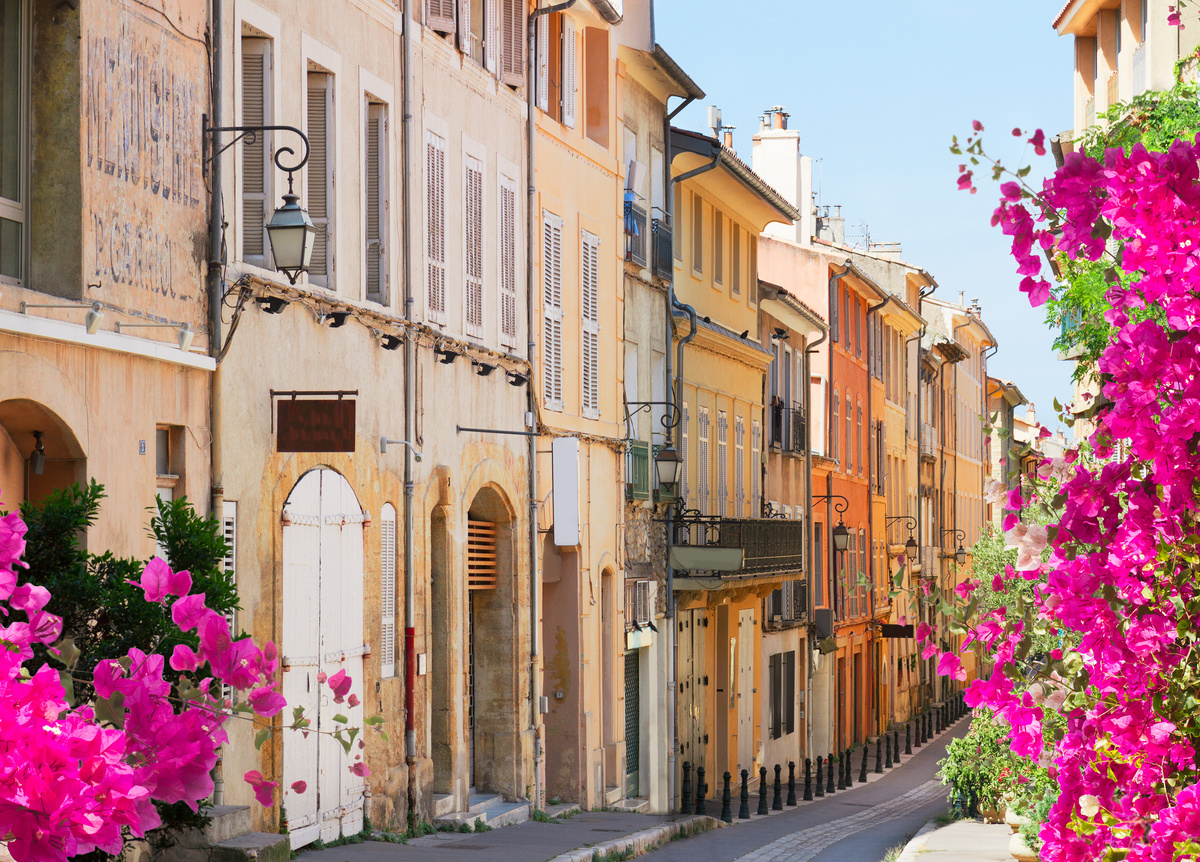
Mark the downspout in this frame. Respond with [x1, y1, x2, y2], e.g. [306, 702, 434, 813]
[904, 326, 923, 720]
[401, 0, 418, 820]
[823, 264, 850, 752]
[865, 294, 889, 735]
[802, 318, 827, 765]
[526, 0, 576, 811]
[207, 0, 225, 806]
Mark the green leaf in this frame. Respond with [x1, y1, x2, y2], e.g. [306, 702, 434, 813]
[364, 715, 385, 726]
[95, 692, 125, 729]
[255, 728, 270, 751]
[333, 713, 349, 724]
[59, 669, 76, 707]
[53, 636, 81, 670]
[1017, 165, 1032, 177]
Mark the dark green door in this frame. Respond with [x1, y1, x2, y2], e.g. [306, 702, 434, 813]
[624, 650, 640, 797]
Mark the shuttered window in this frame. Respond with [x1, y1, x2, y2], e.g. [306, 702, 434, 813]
[691, 194, 702, 273]
[769, 652, 782, 739]
[748, 239, 758, 305]
[561, 16, 576, 129]
[222, 501, 238, 704]
[716, 411, 728, 515]
[832, 393, 839, 463]
[713, 212, 723, 284]
[380, 503, 397, 677]
[467, 520, 498, 590]
[464, 155, 484, 337]
[426, 131, 447, 322]
[681, 402, 690, 505]
[365, 102, 388, 304]
[698, 407, 710, 515]
[241, 40, 271, 266]
[857, 403, 863, 476]
[542, 211, 564, 411]
[499, 175, 518, 346]
[306, 72, 333, 288]
[535, 14, 550, 112]
[581, 230, 600, 419]
[783, 651, 795, 734]
[751, 419, 761, 517]
[735, 416, 745, 517]
[845, 392, 853, 473]
[427, 0, 455, 33]
[731, 225, 741, 295]
[500, 0, 524, 86]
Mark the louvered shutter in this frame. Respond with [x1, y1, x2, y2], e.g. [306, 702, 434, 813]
[499, 175, 518, 346]
[751, 419, 761, 517]
[467, 520, 498, 589]
[484, 0, 498, 73]
[535, 14, 549, 111]
[783, 651, 795, 734]
[380, 504, 396, 677]
[426, 132, 446, 321]
[561, 16, 576, 128]
[222, 502, 238, 704]
[365, 104, 387, 304]
[542, 212, 563, 411]
[306, 73, 332, 286]
[464, 155, 484, 337]
[769, 653, 781, 739]
[241, 41, 269, 264]
[427, 0, 455, 33]
[500, 0, 525, 87]
[681, 402, 689, 505]
[581, 230, 600, 419]
[735, 416, 744, 517]
[458, 0, 472, 56]
[716, 411, 728, 516]
[698, 407, 709, 515]
[635, 580, 649, 625]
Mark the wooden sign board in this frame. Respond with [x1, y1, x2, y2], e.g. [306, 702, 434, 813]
[277, 399, 356, 452]
[880, 624, 914, 639]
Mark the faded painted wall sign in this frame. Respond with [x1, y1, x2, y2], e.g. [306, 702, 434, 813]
[277, 400, 358, 453]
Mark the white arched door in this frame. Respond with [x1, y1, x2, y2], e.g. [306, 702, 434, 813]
[281, 469, 367, 848]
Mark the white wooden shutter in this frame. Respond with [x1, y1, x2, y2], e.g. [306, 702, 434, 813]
[221, 501, 238, 704]
[561, 16, 576, 128]
[536, 14, 549, 111]
[458, 0, 472, 56]
[499, 175, 518, 346]
[500, 0, 525, 87]
[751, 419, 761, 517]
[681, 401, 689, 505]
[698, 407, 709, 515]
[380, 503, 396, 678]
[542, 212, 563, 411]
[717, 411, 728, 516]
[735, 416, 745, 517]
[426, 131, 446, 322]
[485, 0, 499, 73]
[464, 155, 484, 337]
[365, 103, 387, 304]
[306, 73, 332, 287]
[427, 0, 455, 33]
[581, 230, 600, 419]
[241, 40, 270, 264]
[635, 580, 650, 625]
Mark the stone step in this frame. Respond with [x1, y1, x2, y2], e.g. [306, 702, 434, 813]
[210, 833, 290, 862]
[432, 793, 456, 819]
[467, 792, 504, 815]
[203, 806, 254, 844]
[604, 785, 623, 806]
[609, 797, 649, 813]
[434, 799, 531, 829]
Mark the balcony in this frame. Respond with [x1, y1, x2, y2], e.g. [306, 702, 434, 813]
[651, 214, 673, 281]
[769, 401, 807, 454]
[919, 423, 937, 459]
[625, 200, 648, 268]
[1133, 43, 1146, 96]
[767, 579, 807, 628]
[671, 510, 806, 579]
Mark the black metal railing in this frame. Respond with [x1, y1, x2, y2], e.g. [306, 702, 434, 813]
[790, 406, 807, 454]
[673, 501, 806, 577]
[625, 200, 648, 267]
[769, 402, 807, 454]
[652, 216, 672, 280]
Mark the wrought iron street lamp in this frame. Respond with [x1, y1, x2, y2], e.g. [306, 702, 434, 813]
[942, 528, 967, 566]
[885, 515, 919, 557]
[812, 493, 851, 553]
[204, 118, 316, 284]
[654, 445, 681, 496]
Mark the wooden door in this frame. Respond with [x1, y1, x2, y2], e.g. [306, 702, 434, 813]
[736, 609, 754, 772]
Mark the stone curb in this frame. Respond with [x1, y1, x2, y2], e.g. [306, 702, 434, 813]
[893, 819, 941, 862]
[545, 815, 718, 862]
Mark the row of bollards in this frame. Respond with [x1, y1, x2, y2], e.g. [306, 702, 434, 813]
[682, 693, 970, 823]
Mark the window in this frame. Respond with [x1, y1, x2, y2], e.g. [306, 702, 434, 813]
[698, 406, 710, 515]
[499, 175, 518, 346]
[581, 229, 600, 419]
[735, 416, 745, 517]
[751, 418, 761, 516]
[306, 71, 333, 287]
[241, 38, 272, 268]
[843, 288, 851, 346]
[468, 0, 485, 65]
[499, 0, 525, 87]
[832, 392, 839, 463]
[829, 271, 839, 343]
[426, 131, 447, 321]
[427, 0, 456, 33]
[464, 155, 484, 336]
[221, 501, 238, 704]
[814, 527, 824, 608]
[380, 503, 397, 677]
[855, 297, 861, 357]
[537, 13, 575, 127]
[844, 391, 853, 473]
[681, 401, 690, 504]
[542, 211, 564, 410]
[716, 410, 728, 515]
[748, 239, 758, 305]
[673, 190, 682, 261]
[365, 101, 388, 303]
[154, 426, 181, 557]
[0, 0, 22, 282]
[731, 224, 741, 294]
[768, 651, 795, 740]
[691, 193, 702, 273]
[583, 26, 608, 146]
[857, 403, 863, 476]
[713, 211, 723, 285]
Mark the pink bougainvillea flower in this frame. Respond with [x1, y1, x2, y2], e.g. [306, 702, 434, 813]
[249, 686, 287, 718]
[137, 556, 173, 603]
[169, 643, 201, 673]
[327, 669, 352, 702]
[1028, 128, 1046, 156]
[291, 780, 308, 794]
[347, 693, 361, 708]
[8, 583, 50, 616]
[972, 120, 983, 131]
[171, 592, 209, 632]
[349, 762, 370, 777]
[937, 652, 966, 681]
[244, 771, 278, 807]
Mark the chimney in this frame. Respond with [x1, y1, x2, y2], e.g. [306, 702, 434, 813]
[722, 130, 735, 150]
[750, 104, 813, 245]
[770, 106, 789, 130]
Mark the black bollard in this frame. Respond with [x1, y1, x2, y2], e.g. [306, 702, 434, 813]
[894, 730, 901, 761]
[905, 722, 913, 755]
[803, 758, 814, 801]
[937, 705, 944, 732]
[773, 764, 783, 810]
[739, 769, 751, 819]
[875, 736, 884, 774]
[814, 756, 824, 797]
[721, 771, 733, 824]
[885, 733, 893, 769]
[826, 752, 835, 794]
[836, 752, 845, 789]
[921, 712, 929, 743]
[758, 766, 769, 815]
[787, 761, 797, 806]
[696, 766, 707, 817]
[859, 744, 869, 783]
[681, 761, 693, 815]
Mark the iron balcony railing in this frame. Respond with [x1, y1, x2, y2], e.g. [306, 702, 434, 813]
[624, 200, 648, 267]
[769, 401, 807, 454]
[791, 406, 807, 453]
[651, 215, 672, 280]
[627, 440, 651, 500]
[673, 508, 806, 577]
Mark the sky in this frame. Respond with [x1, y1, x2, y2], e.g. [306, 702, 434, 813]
[654, 0, 1075, 430]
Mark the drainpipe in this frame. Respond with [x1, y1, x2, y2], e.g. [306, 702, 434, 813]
[865, 294, 888, 735]
[525, 0, 576, 812]
[904, 326, 922, 721]
[207, 0, 225, 805]
[401, 0, 418, 820]
[802, 317, 827, 765]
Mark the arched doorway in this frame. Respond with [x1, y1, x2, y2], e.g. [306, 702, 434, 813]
[281, 469, 366, 848]
[465, 486, 517, 795]
[0, 399, 86, 508]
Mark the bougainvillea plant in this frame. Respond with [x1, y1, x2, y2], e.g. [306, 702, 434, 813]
[0, 501, 376, 862]
[926, 118, 1200, 862]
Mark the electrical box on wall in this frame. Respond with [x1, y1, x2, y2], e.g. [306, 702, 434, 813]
[552, 437, 580, 546]
[417, 653, 427, 675]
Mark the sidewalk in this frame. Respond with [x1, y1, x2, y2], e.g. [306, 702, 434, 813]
[896, 819, 1016, 862]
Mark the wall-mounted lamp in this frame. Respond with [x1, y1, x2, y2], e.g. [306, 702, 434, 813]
[379, 333, 403, 351]
[507, 370, 529, 387]
[256, 295, 289, 315]
[380, 436, 423, 461]
[831, 520, 850, 553]
[435, 346, 458, 364]
[325, 310, 350, 328]
[20, 301, 104, 335]
[941, 528, 968, 566]
[885, 515, 920, 558]
[654, 445, 680, 497]
[473, 360, 496, 377]
[115, 320, 194, 351]
[30, 431, 45, 476]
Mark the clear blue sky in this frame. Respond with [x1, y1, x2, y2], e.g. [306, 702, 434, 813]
[654, 0, 1074, 430]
